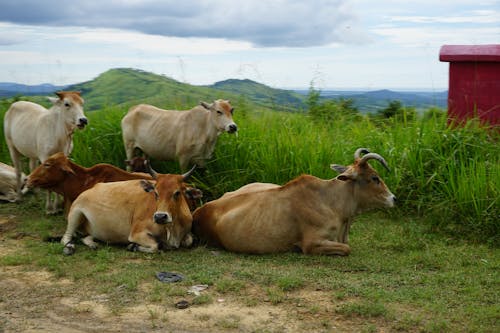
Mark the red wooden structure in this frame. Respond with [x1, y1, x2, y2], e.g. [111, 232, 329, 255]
[439, 44, 500, 126]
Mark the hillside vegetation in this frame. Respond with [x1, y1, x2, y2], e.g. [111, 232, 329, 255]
[67, 68, 302, 112]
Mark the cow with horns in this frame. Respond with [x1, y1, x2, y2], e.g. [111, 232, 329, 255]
[61, 164, 202, 255]
[192, 148, 396, 256]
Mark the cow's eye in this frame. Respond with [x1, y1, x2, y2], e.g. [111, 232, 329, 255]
[217, 110, 223, 115]
[371, 176, 380, 184]
[230, 108, 234, 114]
[173, 190, 181, 200]
[64, 102, 70, 108]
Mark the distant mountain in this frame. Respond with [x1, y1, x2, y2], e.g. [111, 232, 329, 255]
[208, 79, 305, 111]
[295, 88, 447, 113]
[1, 68, 447, 113]
[0, 83, 66, 97]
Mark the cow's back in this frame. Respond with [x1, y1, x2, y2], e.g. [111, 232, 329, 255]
[4, 101, 47, 158]
[193, 185, 303, 253]
[70, 180, 155, 243]
[122, 104, 191, 160]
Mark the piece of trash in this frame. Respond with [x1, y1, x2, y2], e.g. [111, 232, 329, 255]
[210, 251, 220, 256]
[187, 284, 209, 296]
[175, 300, 190, 309]
[156, 271, 184, 283]
[217, 298, 225, 303]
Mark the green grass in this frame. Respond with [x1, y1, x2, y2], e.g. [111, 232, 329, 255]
[1, 193, 498, 332]
[1, 98, 499, 243]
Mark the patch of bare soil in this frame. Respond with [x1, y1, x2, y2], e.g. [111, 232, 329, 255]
[0, 238, 382, 333]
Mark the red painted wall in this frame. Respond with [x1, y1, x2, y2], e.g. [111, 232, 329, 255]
[439, 45, 500, 126]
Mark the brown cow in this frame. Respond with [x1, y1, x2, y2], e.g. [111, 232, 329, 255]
[124, 156, 148, 173]
[192, 148, 396, 256]
[61, 166, 202, 254]
[27, 152, 153, 214]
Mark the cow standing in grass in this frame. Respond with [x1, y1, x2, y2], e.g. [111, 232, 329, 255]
[121, 100, 237, 171]
[193, 148, 396, 256]
[3, 91, 87, 213]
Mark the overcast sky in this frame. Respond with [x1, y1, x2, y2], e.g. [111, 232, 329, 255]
[0, 0, 498, 90]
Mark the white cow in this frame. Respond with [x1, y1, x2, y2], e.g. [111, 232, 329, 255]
[0, 162, 28, 202]
[3, 91, 87, 213]
[121, 99, 237, 171]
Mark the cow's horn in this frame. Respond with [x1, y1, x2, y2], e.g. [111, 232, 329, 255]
[359, 153, 390, 172]
[144, 160, 158, 179]
[354, 148, 370, 160]
[182, 164, 197, 181]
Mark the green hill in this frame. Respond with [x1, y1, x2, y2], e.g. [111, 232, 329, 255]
[207, 79, 305, 112]
[67, 68, 229, 111]
[67, 68, 303, 112]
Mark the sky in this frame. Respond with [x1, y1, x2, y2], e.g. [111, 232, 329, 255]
[0, 0, 498, 90]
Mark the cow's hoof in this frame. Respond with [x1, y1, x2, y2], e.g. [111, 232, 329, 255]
[63, 243, 75, 256]
[127, 243, 139, 252]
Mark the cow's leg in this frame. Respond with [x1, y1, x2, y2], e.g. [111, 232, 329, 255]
[340, 219, 353, 244]
[82, 235, 98, 250]
[45, 191, 58, 215]
[301, 239, 351, 256]
[7, 146, 23, 201]
[28, 158, 38, 172]
[124, 141, 135, 172]
[178, 156, 190, 173]
[128, 231, 160, 253]
[181, 232, 193, 248]
[61, 208, 86, 246]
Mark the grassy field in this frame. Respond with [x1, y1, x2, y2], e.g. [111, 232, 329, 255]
[0, 97, 499, 331]
[1, 193, 498, 332]
[33, 102, 498, 245]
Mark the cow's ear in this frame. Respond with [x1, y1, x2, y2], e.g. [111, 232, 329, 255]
[61, 163, 75, 175]
[330, 164, 347, 174]
[185, 187, 203, 200]
[200, 101, 212, 110]
[140, 180, 155, 193]
[47, 96, 59, 105]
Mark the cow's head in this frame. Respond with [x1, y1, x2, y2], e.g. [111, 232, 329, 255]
[331, 148, 396, 211]
[125, 156, 148, 173]
[27, 152, 74, 190]
[140, 164, 202, 249]
[48, 91, 88, 130]
[200, 99, 238, 134]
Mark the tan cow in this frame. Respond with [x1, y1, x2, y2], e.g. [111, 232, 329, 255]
[27, 152, 153, 214]
[3, 91, 87, 213]
[192, 148, 396, 256]
[0, 162, 28, 202]
[61, 165, 202, 254]
[121, 100, 237, 171]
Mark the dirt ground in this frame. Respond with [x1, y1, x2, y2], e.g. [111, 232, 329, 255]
[0, 239, 381, 333]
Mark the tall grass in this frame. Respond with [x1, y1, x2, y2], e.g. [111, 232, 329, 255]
[0, 99, 498, 244]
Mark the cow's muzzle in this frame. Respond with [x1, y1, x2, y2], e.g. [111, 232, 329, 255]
[77, 117, 88, 129]
[154, 212, 172, 225]
[227, 123, 238, 133]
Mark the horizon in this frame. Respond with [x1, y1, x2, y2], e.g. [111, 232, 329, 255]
[0, 68, 449, 93]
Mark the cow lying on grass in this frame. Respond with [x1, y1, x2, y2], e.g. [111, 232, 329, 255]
[27, 152, 153, 214]
[61, 165, 202, 255]
[193, 148, 396, 256]
[0, 162, 28, 202]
